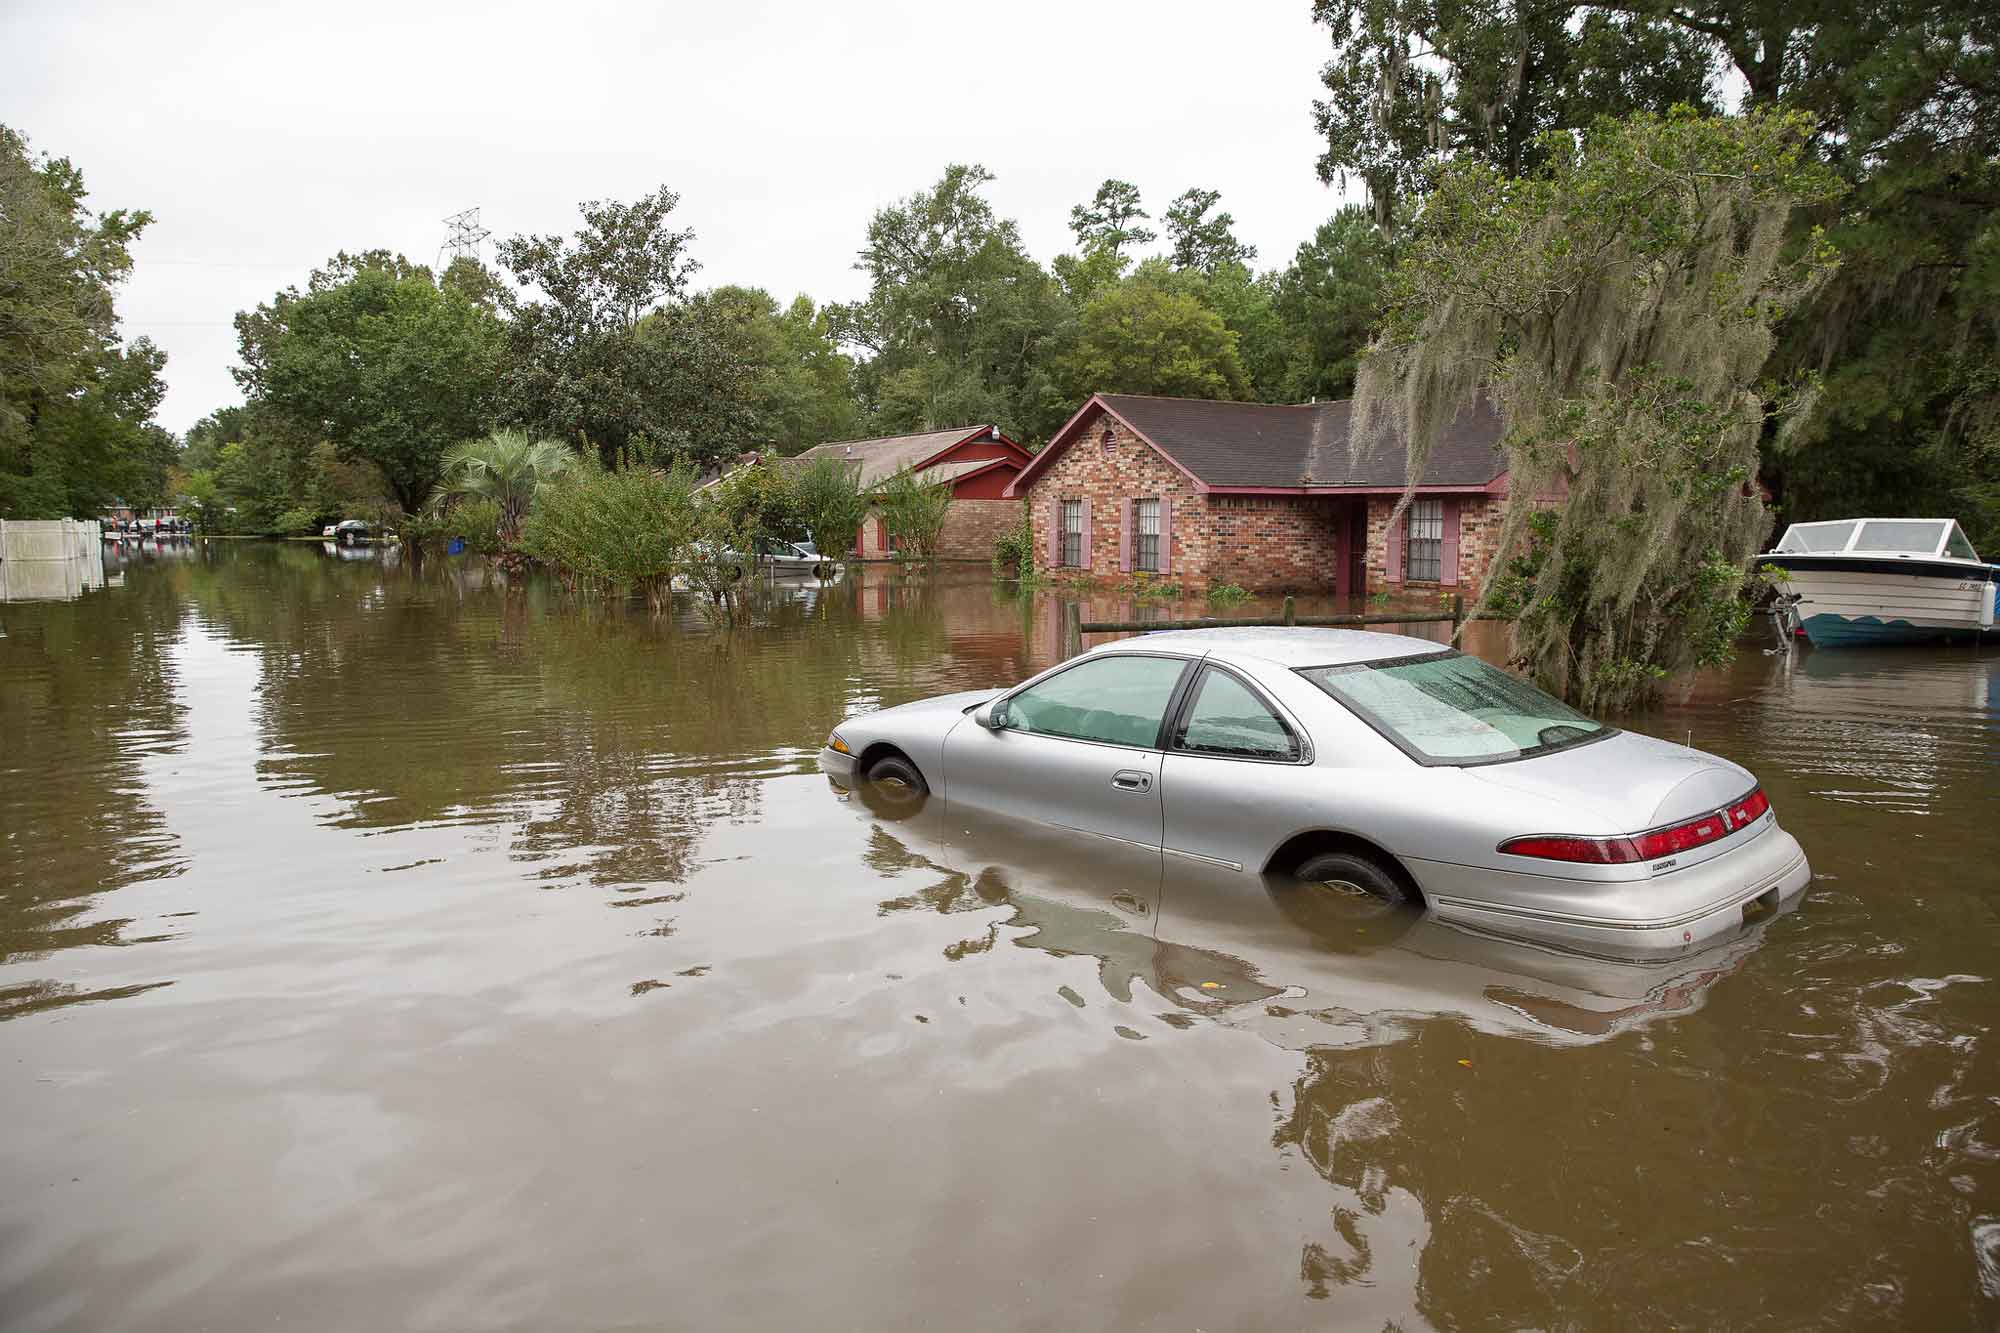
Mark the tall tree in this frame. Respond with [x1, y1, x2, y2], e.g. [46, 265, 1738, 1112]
[686, 286, 863, 452]
[496, 187, 756, 469]
[1270, 207, 1394, 402]
[832, 164, 1075, 442]
[1355, 110, 1839, 709]
[1063, 260, 1251, 402]
[0, 125, 168, 518]
[1164, 188, 1257, 274]
[1068, 179, 1156, 262]
[1310, 0, 1720, 231]
[234, 253, 502, 515]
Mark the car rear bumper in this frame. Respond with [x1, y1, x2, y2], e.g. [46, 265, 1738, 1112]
[818, 745, 859, 782]
[1407, 825, 1811, 958]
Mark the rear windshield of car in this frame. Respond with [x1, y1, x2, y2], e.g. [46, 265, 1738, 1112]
[1298, 651, 1611, 765]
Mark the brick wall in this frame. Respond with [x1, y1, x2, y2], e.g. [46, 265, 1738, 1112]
[937, 498, 1021, 562]
[1023, 408, 1208, 583]
[1208, 496, 1344, 592]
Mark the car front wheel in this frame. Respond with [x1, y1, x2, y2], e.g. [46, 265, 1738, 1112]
[864, 753, 928, 805]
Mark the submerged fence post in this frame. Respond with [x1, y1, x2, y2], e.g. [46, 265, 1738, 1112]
[1063, 601, 1082, 659]
[1451, 593, 1464, 628]
[1282, 595, 1296, 627]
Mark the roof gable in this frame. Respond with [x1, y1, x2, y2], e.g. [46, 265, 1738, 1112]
[791, 425, 1024, 489]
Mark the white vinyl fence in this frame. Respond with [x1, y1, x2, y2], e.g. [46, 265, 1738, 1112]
[0, 519, 106, 602]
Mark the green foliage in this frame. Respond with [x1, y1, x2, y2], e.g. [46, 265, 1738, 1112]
[0, 125, 171, 519]
[690, 287, 863, 453]
[990, 507, 1034, 580]
[1311, 0, 1720, 232]
[872, 467, 953, 561]
[272, 506, 320, 536]
[496, 188, 758, 470]
[518, 457, 701, 608]
[1358, 108, 1840, 709]
[429, 430, 575, 545]
[1206, 582, 1250, 606]
[1164, 188, 1256, 274]
[444, 498, 504, 557]
[1270, 207, 1393, 402]
[791, 454, 866, 558]
[1121, 579, 1184, 602]
[1064, 261, 1251, 401]
[831, 164, 1075, 443]
[235, 254, 503, 514]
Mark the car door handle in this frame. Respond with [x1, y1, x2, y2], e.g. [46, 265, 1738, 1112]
[1110, 770, 1152, 793]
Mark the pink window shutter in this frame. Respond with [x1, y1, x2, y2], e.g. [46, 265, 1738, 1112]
[1048, 500, 1061, 566]
[1079, 501, 1093, 571]
[1159, 496, 1173, 576]
[1119, 499, 1134, 572]
[1385, 509, 1405, 583]
[1439, 498, 1461, 586]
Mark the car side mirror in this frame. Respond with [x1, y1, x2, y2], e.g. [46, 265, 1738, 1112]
[973, 699, 1008, 730]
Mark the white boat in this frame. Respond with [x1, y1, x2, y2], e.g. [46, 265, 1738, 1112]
[1761, 517, 1999, 647]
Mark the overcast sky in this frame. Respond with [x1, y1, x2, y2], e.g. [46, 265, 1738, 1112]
[3, 0, 1362, 435]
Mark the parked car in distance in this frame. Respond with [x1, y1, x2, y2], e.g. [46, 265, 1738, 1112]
[322, 524, 337, 538]
[820, 627, 1810, 957]
[332, 519, 374, 546]
[753, 537, 829, 575]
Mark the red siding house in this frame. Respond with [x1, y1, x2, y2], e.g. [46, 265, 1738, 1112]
[1004, 393, 1510, 595]
[791, 425, 1029, 560]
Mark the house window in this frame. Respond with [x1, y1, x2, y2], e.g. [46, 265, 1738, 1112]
[1405, 499, 1443, 582]
[1134, 499, 1161, 572]
[1060, 499, 1084, 567]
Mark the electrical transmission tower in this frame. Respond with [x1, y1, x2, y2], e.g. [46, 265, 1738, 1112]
[437, 207, 491, 271]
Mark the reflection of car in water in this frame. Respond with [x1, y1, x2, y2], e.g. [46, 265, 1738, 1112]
[821, 627, 1811, 956]
[827, 778, 1781, 1046]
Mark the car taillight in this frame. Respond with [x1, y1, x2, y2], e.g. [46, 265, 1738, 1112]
[1499, 787, 1771, 866]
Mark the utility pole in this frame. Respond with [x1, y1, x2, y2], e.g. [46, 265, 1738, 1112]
[437, 206, 491, 271]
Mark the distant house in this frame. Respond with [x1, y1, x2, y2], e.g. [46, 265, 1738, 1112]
[791, 425, 1030, 560]
[1003, 393, 1510, 594]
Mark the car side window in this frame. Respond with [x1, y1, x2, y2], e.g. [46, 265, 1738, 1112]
[1174, 667, 1299, 760]
[1003, 655, 1187, 748]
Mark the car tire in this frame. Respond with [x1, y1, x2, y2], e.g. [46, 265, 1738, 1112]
[864, 753, 928, 804]
[1293, 851, 1412, 907]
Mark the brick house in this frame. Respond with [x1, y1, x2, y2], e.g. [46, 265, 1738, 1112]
[1004, 393, 1511, 595]
[791, 425, 1029, 561]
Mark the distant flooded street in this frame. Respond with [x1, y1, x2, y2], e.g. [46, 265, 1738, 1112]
[3, 542, 1997, 1330]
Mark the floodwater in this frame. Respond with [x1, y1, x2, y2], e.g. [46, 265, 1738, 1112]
[2, 541, 1996, 1331]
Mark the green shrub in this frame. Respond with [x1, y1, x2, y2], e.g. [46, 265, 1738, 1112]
[445, 498, 503, 556]
[273, 505, 321, 536]
[991, 509, 1033, 580]
[1206, 582, 1249, 606]
[518, 459, 700, 607]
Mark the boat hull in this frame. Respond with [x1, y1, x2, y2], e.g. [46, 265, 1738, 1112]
[1766, 557, 1998, 648]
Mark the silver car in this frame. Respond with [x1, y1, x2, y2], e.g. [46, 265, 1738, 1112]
[819, 627, 1811, 957]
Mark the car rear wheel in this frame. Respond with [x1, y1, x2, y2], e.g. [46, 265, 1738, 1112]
[1294, 851, 1412, 907]
[865, 753, 928, 805]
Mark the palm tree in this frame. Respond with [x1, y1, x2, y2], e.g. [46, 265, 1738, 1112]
[430, 430, 576, 545]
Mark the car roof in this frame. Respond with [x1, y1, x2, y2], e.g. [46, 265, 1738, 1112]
[1088, 625, 1449, 668]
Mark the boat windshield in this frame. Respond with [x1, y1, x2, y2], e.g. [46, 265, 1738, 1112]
[1852, 519, 1950, 554]
[1775, 520, 1858, 553]
[1944, 524, 1981, 561]
[1298, 651, 1610, 765]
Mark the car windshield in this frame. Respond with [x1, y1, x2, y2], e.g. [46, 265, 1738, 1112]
[1298, 651, 1610, 765]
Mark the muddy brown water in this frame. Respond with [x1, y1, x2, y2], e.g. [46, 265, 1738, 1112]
[2, 542, 1996, 1330]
